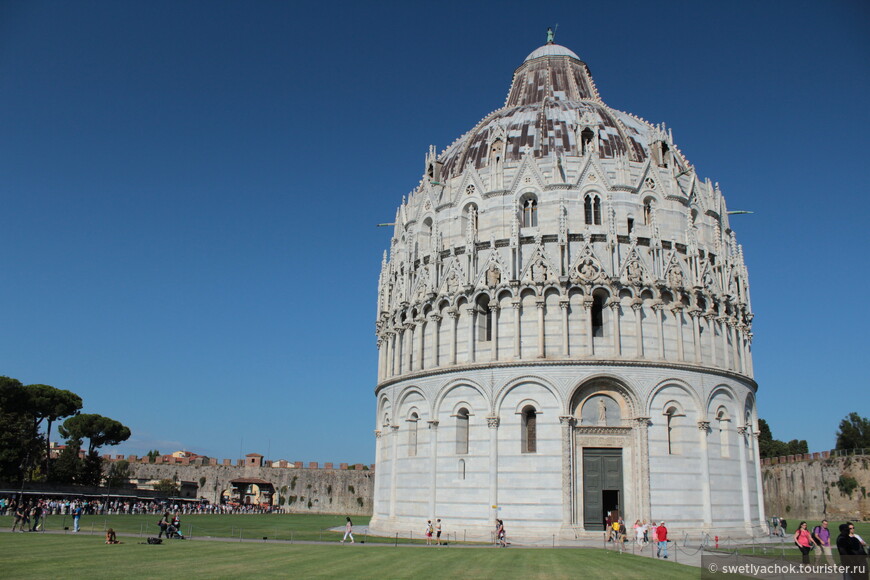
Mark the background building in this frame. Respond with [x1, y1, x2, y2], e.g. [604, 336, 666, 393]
[371, 37, 763, 540]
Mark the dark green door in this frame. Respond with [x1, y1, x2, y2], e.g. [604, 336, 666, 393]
[582, 447, 623, 530]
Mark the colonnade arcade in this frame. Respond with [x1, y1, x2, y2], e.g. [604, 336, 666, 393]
[377, 280, 753, 383]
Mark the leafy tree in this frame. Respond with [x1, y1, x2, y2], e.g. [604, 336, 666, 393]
[153, 478, 179, 496]
[0, 377, 43, 483]
[58, 414, 131, 487]
[836, 413, 870, 450]
[146, 449, 161, 462]
[758, 418, 808, 458]
[24, 384, 82, 477]
[59, 414, 131, 456]
[52, 441, 83, 484]
[105, 460, 131, 488]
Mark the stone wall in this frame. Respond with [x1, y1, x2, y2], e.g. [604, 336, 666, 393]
[762, 453, 869, 521]
[121, 459, 375, 516]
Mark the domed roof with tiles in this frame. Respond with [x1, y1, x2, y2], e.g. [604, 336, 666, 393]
[438, 41, 652, 178]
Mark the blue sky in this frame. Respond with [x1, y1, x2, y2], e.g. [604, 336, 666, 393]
[1, 1, 867, 463]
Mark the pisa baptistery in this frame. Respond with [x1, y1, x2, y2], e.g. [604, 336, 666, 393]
[371, 37, 765, 541]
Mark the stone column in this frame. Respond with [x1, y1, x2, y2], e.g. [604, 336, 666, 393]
[690, 308, 701, 363]
[737, 323, 747, 375]
[704, 313, 717, 368]
[632, 299, 644, 358]
[745, 333, 754, 377]
[487, 416, 500, 527]
[416, 317, 425, 371]
[583, 298, 594, 357]
[752, 431, 766, 526]
[396, 328, 405, 375]
[536, 298, 545, 358]
[672, 305, 685, 361]
[718, 316, 730, 370]
[466, 304, 476, 364]
[610, 300, 621, 356]
[376, 339, 384, 381]
[560, 300, 570, 357]
[389, 424, 400, 519]
[635, 417, 652, 521]
[428, 420, 439, 520]
[653, 302, 665, 359]
[737, 426, 752, 530]
[512, 300, 521, 359]
[491, 302, 500, 361]
[430, 314, 442, 368]
[559, 416, 575, 527]
[729, 320, 740, 372]
[449, 309, 459, 365]
[697, 420, 713, 528]
[405, 324, 414, 373]
[374, 429, 383, 511]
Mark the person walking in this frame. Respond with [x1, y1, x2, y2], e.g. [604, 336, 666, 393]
[425, 520, 433, 545]
[812, 520, 835, 566]
[656, 521, 669, 559]
[11, 502, 26, 532]
[157, 512, 169, 538]
[794, 521, 813, 564]
[72, 501, 82, 532]
[341, 517, 354, 543]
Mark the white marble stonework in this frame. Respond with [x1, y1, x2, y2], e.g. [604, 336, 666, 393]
[371, 40, 764, 541]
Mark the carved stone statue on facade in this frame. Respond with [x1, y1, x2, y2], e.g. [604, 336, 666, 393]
[597, 398, 607, 426]
[486, 263, 502, 287]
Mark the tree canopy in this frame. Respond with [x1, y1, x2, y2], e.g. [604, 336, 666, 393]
[0, 375, 130, 487]
[59, 413, 131, 456]
[758, 418, 808, 458]
[835, 413, 870, 450]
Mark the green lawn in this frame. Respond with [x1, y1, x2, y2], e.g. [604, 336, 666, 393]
[22, 512, 371, 542]
[1, 532, 701, 580]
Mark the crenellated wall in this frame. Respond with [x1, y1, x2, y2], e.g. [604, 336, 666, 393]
[762, 453, 869, 521]
[110, 457, 375, 515]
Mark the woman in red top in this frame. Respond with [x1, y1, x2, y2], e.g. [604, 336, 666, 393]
[794, 521, 813, 563]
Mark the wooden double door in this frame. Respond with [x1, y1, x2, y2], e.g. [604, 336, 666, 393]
[582, 447, 623, 531]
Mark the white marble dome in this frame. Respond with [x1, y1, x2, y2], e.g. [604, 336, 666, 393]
[371, 39, 764, 542]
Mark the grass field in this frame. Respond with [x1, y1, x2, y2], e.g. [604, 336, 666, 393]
[17, 512, 373, 542]
[1, 531, 701, 580]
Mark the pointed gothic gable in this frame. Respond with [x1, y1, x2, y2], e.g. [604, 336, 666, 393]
[450, 163, 487, 207]
[662, 250, 688, 289]
[520, 240, 559, 284]
[507, 153, 548, 197]
[438, 256, 466, 296]
[409, 265, 432, 303]
[618, 244, 654, 287]
[574, 155, 611, 191]
[696, 258, 722, 294]
[475, 246, 509, 289]
[568, 240, 609, 285]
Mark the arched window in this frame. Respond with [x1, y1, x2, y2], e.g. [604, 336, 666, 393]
[456, 408, 469, 455]
[521, 405, 537, 453]
[458, 458, 466, 480]
[420, 218, 433, 253]
[475, 295, 492, 342]
[643, 198, 654, 225]
[407, 412, 419, 457]
[522, 197, 538, 228]
[717, 408, 730, 458]
[584, 194, 601, 225]
[664, 406, 681, 455]
[580, 127, 595, 156]
[591, 293, 606, 337]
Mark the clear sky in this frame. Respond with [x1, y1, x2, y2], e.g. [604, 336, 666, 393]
[1, 1, 867, 464]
